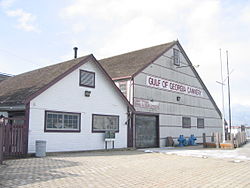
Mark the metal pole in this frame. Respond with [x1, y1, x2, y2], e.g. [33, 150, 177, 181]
[226, 50, 232, 134]
[220, 49, 225, 142]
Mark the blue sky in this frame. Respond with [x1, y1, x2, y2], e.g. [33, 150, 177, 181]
[1, 0, 250, 125]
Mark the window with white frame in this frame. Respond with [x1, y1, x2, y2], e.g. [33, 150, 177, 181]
[45, 111, 80, 132]
[197, 118, 205, 128]
[182, 117, 191, 128]
[173, 48, 180, 66]
[119, 82, 127, 97]
[79, 70, 95, 88]
[92, 114, 119, 132]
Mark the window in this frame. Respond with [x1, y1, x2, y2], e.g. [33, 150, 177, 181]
[119, 82, 127, 97]
[79, 70, 95, 88]
[45, 111, 80, 132]
[197, 118, 205, 128]
[182, 117, 191, 128]
[92, 114, 119, 132]
[173, 48, 180, 66]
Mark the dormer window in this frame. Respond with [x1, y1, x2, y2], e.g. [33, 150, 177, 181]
[79, 70, 95, 88]
[173, 48, 180, 66]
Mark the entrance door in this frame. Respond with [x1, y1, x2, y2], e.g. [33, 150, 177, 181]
[135, 115, 159, 148]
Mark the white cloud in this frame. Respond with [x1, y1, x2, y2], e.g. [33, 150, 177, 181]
[0, 0, 16, 9]
[62, 0, 196, 22]
[72, 23, 86, 33]
[60, 0, 199, 57]
[97, 16, 176, 58]
[6, 9, 40, 32]
[240, 5, 250, 24]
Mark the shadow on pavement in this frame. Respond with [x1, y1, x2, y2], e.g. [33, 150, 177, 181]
[0, 157, 81, 187]
[46, 149, 146, 158]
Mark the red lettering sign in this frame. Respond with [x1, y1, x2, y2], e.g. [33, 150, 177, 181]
[146, 76, 203, 97]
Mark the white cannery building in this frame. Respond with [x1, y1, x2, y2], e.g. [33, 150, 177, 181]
[100, 40, 223, 148]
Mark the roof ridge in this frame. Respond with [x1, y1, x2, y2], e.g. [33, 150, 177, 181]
[99, 40, 177, 79]
[99, 41, 176, 61]
[12, 54, 92, 77]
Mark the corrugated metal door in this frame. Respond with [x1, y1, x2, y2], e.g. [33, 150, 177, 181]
[135, 115, 158, 148]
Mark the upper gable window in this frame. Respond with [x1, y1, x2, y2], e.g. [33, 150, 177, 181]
[118, 82, 127, 97]
[79, 70, 95, 88]
[173, 48, 180, 66]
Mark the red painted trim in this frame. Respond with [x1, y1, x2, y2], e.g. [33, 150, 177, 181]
[24, 55, 92, 104]
[132, 41, 177, 78]
[79, 69, 95, 88]
[44, 110, 81, 133]
[91, 114, 119, 133]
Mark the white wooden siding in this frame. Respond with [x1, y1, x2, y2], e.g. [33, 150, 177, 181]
[133, 44, 222, 146]
[28, 60, 128, 153]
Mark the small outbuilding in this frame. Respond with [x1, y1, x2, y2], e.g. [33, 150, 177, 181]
[0, 54, 134, 155]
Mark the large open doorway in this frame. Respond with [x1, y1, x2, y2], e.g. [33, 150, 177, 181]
[135, 114, 159, 148]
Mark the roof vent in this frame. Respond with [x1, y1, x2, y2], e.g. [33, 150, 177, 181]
[73, 47, 78, 59]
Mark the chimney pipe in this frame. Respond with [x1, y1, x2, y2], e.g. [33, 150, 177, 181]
[73, 47, 78, 59]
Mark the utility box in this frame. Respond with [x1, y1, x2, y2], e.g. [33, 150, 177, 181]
[35, 140, 46, 157]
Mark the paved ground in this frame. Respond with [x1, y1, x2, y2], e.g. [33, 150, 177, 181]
[143, 141, 250, 161]
[1, 145, 250, 188]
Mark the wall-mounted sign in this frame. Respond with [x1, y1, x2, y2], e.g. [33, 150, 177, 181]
[146, 76, 203, 97]
[134, 98, 160, 110]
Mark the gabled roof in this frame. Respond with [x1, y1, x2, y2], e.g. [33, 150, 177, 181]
[100, 41, 222, 118]
[0, 55, 89, 107]
[99, 41, 176, 79]
[0, 55, 134, 111]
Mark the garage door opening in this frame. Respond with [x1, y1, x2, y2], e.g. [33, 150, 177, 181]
[135, 115, 159, 148]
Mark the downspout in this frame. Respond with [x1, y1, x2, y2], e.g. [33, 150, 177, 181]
[24, 102, 30, 156]
[132, 77, 136, 148]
